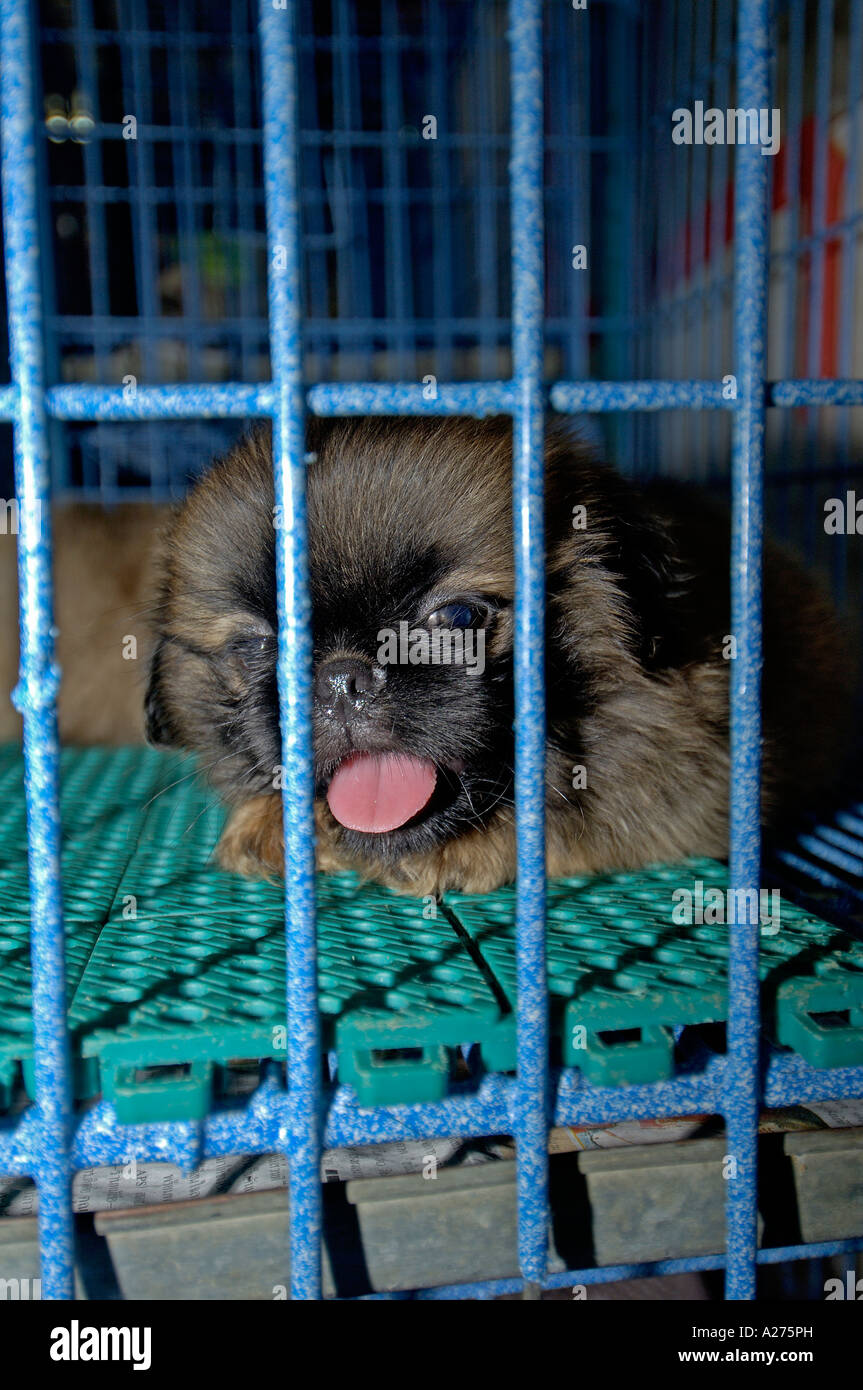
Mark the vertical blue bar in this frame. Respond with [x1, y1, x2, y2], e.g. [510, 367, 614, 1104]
[839, 0, 863, 406]
[691, 0, 711, 479]
[705, 1, 730, 484]
[837, 0, 863, 617]
[726, 0, 770, 1303]
[803, 0, 834, 562]
[807, 0, 835, 391]
[672, 0, 693, 473]
[259, 0, 322, 1300]
[228, 0, 257, 383]
[122, 0, 163, 496]
[428, 0, 455, 382]
[508, 0, 548, 1287]
[126, 0, 160, 378]
[73, 0, 111, 394]
[475, 2, 498, 379]
[167, 2, 205, 384]
[381, 0, 411, 377]
[778, 0, 803, 538]
[1, 0, 75, 1299]
[332, 0, 372, 342]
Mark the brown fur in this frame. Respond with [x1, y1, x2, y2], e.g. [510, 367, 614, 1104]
[0, 504, 166, 744]
[141, 418, 853, 894]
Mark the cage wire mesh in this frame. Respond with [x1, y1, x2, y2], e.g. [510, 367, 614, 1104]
[0, 0, 862, 1303]
[31, 0, 643, 489]
[635, 0, 863, 616]
[27, 0, 863, 628]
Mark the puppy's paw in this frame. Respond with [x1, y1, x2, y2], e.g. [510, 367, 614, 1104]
[217, 796, 285, 880]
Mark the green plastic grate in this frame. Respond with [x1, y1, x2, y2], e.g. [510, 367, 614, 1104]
[0, 746, 191, 922]
[0, 747, 192, 1104]
[446, 862, 863, 1085]
[56, 766, 509, 1118]
[68, 874, 512, 1120]
[1, 746, 862, 1118]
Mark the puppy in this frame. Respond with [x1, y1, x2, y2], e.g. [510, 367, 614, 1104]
[144, 416, 852, 896]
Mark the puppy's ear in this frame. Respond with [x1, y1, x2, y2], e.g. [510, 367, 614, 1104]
[144, 638, 177, 747]
[546, 439, 694, 674]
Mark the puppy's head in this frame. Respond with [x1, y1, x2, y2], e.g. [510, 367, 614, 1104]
[147, 417, 685, 867]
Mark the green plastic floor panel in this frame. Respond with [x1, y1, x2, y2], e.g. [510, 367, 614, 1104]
[0, 746, 193, 1103]
[1, 746, 863, 1118]
[0, 919, 104, 1108]
[0, 746, 191, 921]
[68, 875, 512, 1121]
[446, 862, 863, 1085]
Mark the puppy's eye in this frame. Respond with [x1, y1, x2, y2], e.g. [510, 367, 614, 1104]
[227, 634, 272, 669]
[425, 602, 477, 630]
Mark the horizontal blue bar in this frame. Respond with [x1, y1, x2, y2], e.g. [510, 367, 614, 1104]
[44, 383, 276, 419]
[15, 377, 863, 426]
[768, 380, 863, 406]
[403, 1239, 863, 1299]
[410, 1257, 729, 1300]
[550, 381, 736, 411]
[46, 313, 637, 338]
[306, 382, 515, 415]
[47, 129, 633, 156]
[554, 379, 863, 412]
[755, 1237, 863, 1266]
[2, 1052, 863, 1176]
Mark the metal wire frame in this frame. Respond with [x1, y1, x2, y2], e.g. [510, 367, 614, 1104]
[30, 0, 662, 508]
[640, 0, 863, 623]
[3, 0, 863, 1301]
[27, 1, 863, 519]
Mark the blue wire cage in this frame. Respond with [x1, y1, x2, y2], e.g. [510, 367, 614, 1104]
[1, 0, 863, 1300]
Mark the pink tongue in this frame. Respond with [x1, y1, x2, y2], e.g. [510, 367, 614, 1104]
[326, 753, 437, 833]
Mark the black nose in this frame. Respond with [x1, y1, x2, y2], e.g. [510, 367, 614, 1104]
[314, 657, 379, 715]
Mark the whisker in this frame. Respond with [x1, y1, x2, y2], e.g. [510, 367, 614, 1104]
[140, 750, 236, 812]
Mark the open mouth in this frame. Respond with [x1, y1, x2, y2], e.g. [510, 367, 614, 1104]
[325, 751, 439, 834]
